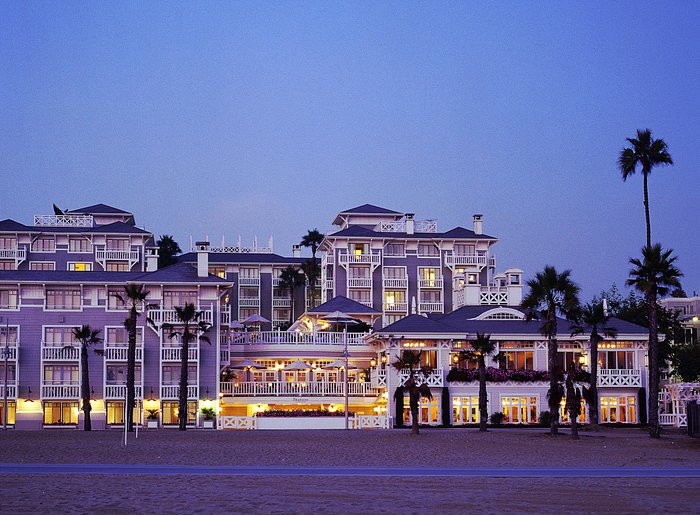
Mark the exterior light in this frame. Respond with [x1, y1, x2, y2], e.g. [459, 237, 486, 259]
[578, 355, 586, 365]
[24, 387, 33, 403]
[148, 387, 155, 402]
[381, 355, 387, 364]
[453, 354, 459, 364]
[693, 316, 699, 322]
[370, 357, 377, 367]
[204, 387, 210, 401]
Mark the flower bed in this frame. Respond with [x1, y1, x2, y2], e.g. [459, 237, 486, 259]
[447, 367, 550, 383]
[257, 408, 353, 418]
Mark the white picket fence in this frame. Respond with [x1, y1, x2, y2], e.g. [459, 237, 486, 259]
[218, 414, 389, 430]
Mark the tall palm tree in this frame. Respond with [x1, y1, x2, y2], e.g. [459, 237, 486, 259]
[279, 265, 305, 322]
[522, 266, 581, 436]
[301, 259, 321, 309]
[113, 283, 150, 431]
[71, 325, 102, 432]
[618, 129, 673, 248]
[162, 303, 211, 431]
[300, 229, 324, 258]
[564, 364, 586, 440]
[391, 350, 433, 435]
[460, 333, 496, 432]
[627, 244, 682, 438]
[156, 234, 182, 269]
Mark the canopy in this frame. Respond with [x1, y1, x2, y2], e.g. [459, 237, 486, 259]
[283, 360, 312, 371]
[243, 314, 271, 325]
[231, 360, 266, 370]
[322, 359, 357, 370]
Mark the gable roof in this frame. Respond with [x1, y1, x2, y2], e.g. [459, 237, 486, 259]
[0, 219, 31, 232]
[308, 295, 382, 314]
[137, 262, 231, 284]
[178, 252, 309, 265]
[67, 204, 133, 215]
[326, 224, 496, 240]
[340, 204, 402, 215]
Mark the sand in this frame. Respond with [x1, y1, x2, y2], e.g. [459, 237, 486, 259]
[1, 427, 699, 514]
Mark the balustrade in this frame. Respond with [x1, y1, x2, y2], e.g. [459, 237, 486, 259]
[161, 345, 199, 361]
[96, 249, 140, 262]
[41, 344, 79, 361]
[597, 368, 642, 387]
[104, 344, 143, 361]
[0, 248, 26, 260]
[348, 278, 372, 288]
[148, 307, 214, 326]
[160, 384, 198, 399]
[338, 253, 381, 265]
[104, 384, 143, 399]
[238, 277, 260, 286]
[419, 302, 443, 313]
[42, 384, 79, 399]
[221, 380, 374, 397]
[230, 331, 368, 346]
[0, 384, 17, 398]
[398, 368, 444, 387]
[383, 302, 408, 312]
[383, 278, 408, 289]
[418, 278, 443, 288]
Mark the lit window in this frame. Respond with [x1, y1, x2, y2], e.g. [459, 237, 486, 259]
[161, 401, 196, 425]
[452, 396, 479, 424]
[43, 401, 79, 425]
[501, 396, 538, 424]
[68, 262, 92, 272]
[600, 396, 636, 423]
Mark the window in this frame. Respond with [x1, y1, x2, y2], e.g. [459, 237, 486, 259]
[419, 290, 441, 303]
[43, 401, 79, 425]
[501, 396, 538, 424]
[68, 238, 92, 253]
[499, 350, 534, 370]
[239, 308, 259, 320]
[68, 262, 92, 272]
[43, 365, 79, 385]
[107, 289, 128, 310]
[239, 267, 260, 279]
[0, 237, 17, 249]
[384, 290, 406, 308]
[453, 396, 479, 424]
[106, 262, 130, 272]
[402, 396, 440, 425]
[599, 350, 634, 369]
[417, 243, 439, 257]
[30, 262, 55, 271]
[0, 401, 16, 425]
[348, 290, 371, 305]
[0, 261, 15, 271]
[44, 327, 78, 346]
[467, 273, 478, 285]
[454, 244, 475, 256]
[106, 401, 139, 425]
[600, 396, 636, 423]
[384, 243, 405, 257]
[0, 326, 18, 344]
[351, 243, 368, 255]
[559, 399, 588, 424]
[162, 365, 197, 385]
[419, 267, 440, 287]
[208, 266, 226, 278]
[106, 327, 143, 344]
[557, 350, 583, 372]
[383, 314, 404, 326]
[46, 289, 81, 310]
[163, 291, 197, 309]
[106, 365, 142, 385]
[239, 287, 259, 298]
[31, 237, 55, 253]
[349, 265, 370, 278]
[106, 239, 129, 251]
[384, 267, 406, 279]
[0, 289, 18, 309]
[0, 364, 16, 382]
[509, 274, 521, 285]
[161, 400, 196, 425]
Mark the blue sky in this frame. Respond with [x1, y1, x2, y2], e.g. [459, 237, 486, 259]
[1, 1, 699, 300]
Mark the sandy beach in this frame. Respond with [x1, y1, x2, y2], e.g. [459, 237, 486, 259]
[1, 427, 699, 514]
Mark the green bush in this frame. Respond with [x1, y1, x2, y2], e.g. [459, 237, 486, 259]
[489, 412, 505, 426]
[200, 407, 216, 420]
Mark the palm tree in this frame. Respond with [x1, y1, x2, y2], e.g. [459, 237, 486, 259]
[301, 259, 321, 309]
[278, 265, 305, 322]
[113, 283, 150, 432]
[570, 300, 617, 429]
[460, 333, 496, 432]
[162, 303, 211, 431]
[564, 365, 586, 440]
[522, 266, 581, 436]
[627, 244, 682, 438]
[71, 325, 102, 431]
[300, 229, 324, 258]
[157, 234, 182, 269]
[618, 129, 673, 248]
[391, 350, 433, 435]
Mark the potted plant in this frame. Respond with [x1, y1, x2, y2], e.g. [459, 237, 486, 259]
[146, 408, 159, 429]
[201, 407, 216, 429]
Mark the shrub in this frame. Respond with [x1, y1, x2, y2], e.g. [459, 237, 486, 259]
[447, 367, 550, 383]
[201, 407, 216, 420]
[538, 410, 552, 427]
[257, 408, 353, 418]
[146, 408, 159, 420]
[489, 412, 505, 426]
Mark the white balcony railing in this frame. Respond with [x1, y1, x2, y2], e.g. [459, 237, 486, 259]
[419, 302, 443, 313]
[231, 331, 368, 347]
[220, 308, 231, 325]
[220, 381, 374, 397]
[161, 345, 199, 361]
[324, 279, 334, 290]
[147, 307, 214, 326]
[104, 344, 143, 361]
[0, 384, 17, 398]
[444, 253, 490, 267]
[375, 220, 438, 233]
[383, 278, 408, 289]
[597, 369, 642, 387]
[0, 344, 17, 360]
[479, 287, 508, 305]
[96, 249, 140, 262]
[272, 298, 292, 308]
[348, 278, 372, 288]
[384, 302, 408, 312]
[41, 344, 79, 361]
[0, 248, 26, 260]
[338, 253, 381, 265]
[104, 384, 143, 399]
[239, 277, 260, 286]
[42, 384, 79, 399]
[34, 214, 93, 227]
[272, 278, 281, 287]
[239, 297, 260, 307]
[398, 368, 444, 388]
[160, 385, 198, 399]
[419, 278, 443, 289]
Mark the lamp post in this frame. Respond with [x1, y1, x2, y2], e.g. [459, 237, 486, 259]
[343, 327, 349, 430]
[2, 318, 9, 431]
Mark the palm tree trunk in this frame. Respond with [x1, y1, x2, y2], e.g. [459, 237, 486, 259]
[126, 308, 137, 432]
[81, 345, 92, 431]
[643, 172, 651, 248]
[589, 334, 600, 429]
[179, 328, 189, 431]
[568, 399, 579, 440]
[648, 290, 660, 438]
[478, 357, 488, 432]
[548, 334, 559, 435]
[410, 389, 420, 435]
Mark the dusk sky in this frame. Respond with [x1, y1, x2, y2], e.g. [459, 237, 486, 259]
[2, 2, 698, 301]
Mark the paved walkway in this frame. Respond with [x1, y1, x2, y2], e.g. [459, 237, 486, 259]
[3, 463, 700, 477]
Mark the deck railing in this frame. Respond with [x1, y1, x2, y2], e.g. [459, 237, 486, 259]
[104, 385, 143, 399]
[147, 307, 214, 326]
[161, 345, 199, 361]
[104, 343, 143, 361]
[231, 331, 368, 346]
[160, 385, 198, 399]
[41, 343, 79, 361]
[220, 381, 374, 397]
[34, 214, 93, 227]
[42, 384, 79, 399]
[597, 369, 642, 387]
[0, 248, 26, 260]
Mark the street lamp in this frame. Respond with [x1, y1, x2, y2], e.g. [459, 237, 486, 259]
[370, 357, 377, 367]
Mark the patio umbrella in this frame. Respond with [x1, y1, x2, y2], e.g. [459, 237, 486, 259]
[321, 311, 358, 332]
[242, 314, 271, 325]
[322, 359, 357, 370]
[230, 320, 245, 330]
[320, 311, 356, 430]
[283, 360, 312, 371]
[231, 359, 266, 382]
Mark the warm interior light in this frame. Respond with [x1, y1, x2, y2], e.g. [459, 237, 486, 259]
[380, 355, 387, 364]
[453, 354, 459, 364]
[370, 357, 377, 367]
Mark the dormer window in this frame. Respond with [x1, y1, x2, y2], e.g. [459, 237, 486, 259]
[467, 273, 478, 285]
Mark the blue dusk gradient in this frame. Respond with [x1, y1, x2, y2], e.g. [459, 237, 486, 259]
[1, 1, 699, 300]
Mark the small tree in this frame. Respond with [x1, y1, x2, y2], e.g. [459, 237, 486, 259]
[157, 235, 182, 269]
[391, 350, 433, 435]
[460, 333, 496, 432]
[71, 325, 102, 432]
[162, 303, 211, 431]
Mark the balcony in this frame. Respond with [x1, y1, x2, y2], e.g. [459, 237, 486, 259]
[348, 278, 372, 288]
[322, 254, 335, 266]
[383, 302, 408, 312]
[419, 278, 443, 289]
[42, 384, 79, 399]
[220, 381, 374, 397]
[444, 253, 492, 268]
[0, 384, 17, 398]
[147, 307, 214, 326]
[239, 297, 260, 308]
[231, 331, 368, 347]
[272, 278, 281, 287]
[419, 302, 443, 313]
[34, 214, 93, 227]
[161, 345, 199, 361]
[0, 343, 17, 360]
[383, 278, 408, 289]
[398, 368, 444, 387]
[41, 343, 79, 361]
[160, 385, 198, 399]
[338, 253, 381, 265]
[479, 287, 508, 305]
[220, 307, 231, 325]
[104, 384, 143, 399]
[272, 298, 292, 308]
[597, 368, 642, 387]
[239, 277, 260, 286]
[104, 343, 143, 361]
[324, 279, 334, 290]
[0, 248, 26, 261]
[96, 249, 140, 262]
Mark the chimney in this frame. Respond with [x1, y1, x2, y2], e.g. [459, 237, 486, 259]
[292, 244, 301, 258]
[473, 214, 483, 235]
[405, 213, 415, 235]
[146, 247, 159, 272]
[195, 241, 210, 277]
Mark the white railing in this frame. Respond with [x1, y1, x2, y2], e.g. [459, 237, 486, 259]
[399, 368, 444, 387]
[220, 346, 230, 364]
[34, 214, 93, 227]
[104, 344, 143, 361]
[231, 331, 368, 346]
[324, 279, 334, 290]
[419, 278, 443, 289]
[375, 220, 438, 233]
[419, 302, 443, 313]
[104, 384, 143, 399]
[0, 344, 17, 360]
[220, 381, 374, 397]
[220, 415, 257, 430]
[445, 253, 489, 267]
[383, 278, 408, 289]
[239, 277, 260, 286]
[41, 344, 79, 361]
[96, 249, 140, 262]
[351, 415, 389, 429]
[42, 384, 79, 399]
[272, 278, 281, 287]
[348, 278, 372, 288]
[480, 287, 508, 305]
[207, 245, 272, 254]
[0, 248, 26, 260]
[0, 384, 17, 398]
[220, 308, 231, 325]
[384, 302, 408, 312]
[161, 345, 199, 361]
[322, 254, 335, 266]
[147, 307, 214, 326]
[239, 297, 260, 307]
[160, 385, 198, 399]
[597, 369, 642, 387]
[338, 253, 381, 265]
[272, 298, 292, 308]
[371, 369, 387, 388]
